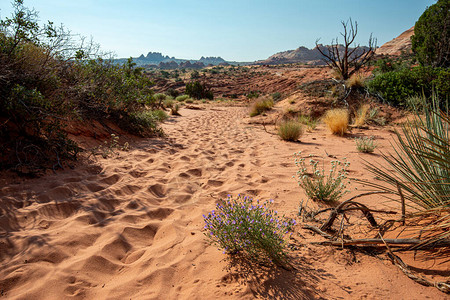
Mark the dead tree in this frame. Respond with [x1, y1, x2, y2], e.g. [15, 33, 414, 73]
[316, 18, 376, 80]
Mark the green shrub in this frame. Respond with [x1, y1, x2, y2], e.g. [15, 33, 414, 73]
[249, 98, 274, 117]
[149, 109, 169, 122]
[278, 120, 304, 141]
[355, 136, 377, 153]
[271, 92, 282, 102]
[368, 66, 449, 107]
[411, 0, 450, 68]
[246, 91, 260, 99]
[185, 81, 213, 100]
[166, 88, 180, 98]
[295, 152, 350, 202]
[203, 194, 296, 266]
[176, 95, 189, 102]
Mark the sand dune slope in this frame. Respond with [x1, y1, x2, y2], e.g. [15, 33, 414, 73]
[0, 106, 446, 299]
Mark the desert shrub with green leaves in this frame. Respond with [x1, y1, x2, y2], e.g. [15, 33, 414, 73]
[203, 194, 296, 266]
[185, 80, 213, 100]
[176, 95, 190, 102]
[278, 120, 304, 141]
[295, 152, 350, 202]
[367, 66, 449, 107]
[0, 0, 162, 171]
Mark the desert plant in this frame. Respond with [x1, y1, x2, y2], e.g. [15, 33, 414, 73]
[295, 152, 350, 202]
[278, 120, 304, 141]
[203, 194, 296, 266]
[154, 93, 166, 108]
[353, 104, 370, 127]
[362, 93, 450, 210]
[345, 73, 365, 89]
[298, 115, 318, 131]
[249, 97, 274, 117]
[149, 109, 169, 122]
[316, 18, 376, 80]
[185, 80, 213, 100]
[355, 136, 377, 153]
[171, 103, 180, 116]
[271, 92, 282, 102]
[176, 95, 189, 102]
[322, 108, 349, 136]
[411, 0, 450, 68]
[246, 91, 260, 99]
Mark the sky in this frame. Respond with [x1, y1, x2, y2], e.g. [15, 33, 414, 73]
[0, 0, 436, 62]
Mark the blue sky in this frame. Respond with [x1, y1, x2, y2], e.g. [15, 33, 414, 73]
[0, 0, 436, 61]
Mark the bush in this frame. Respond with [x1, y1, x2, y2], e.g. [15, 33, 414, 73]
[355, 136, 377, 153]
[249, 98, 274, 117]
[271, 92, 282, 102]
[367, 66, 449, 107]
[411, 0, 450, 68]
[185, 81, 213, 100]
[246, 91, 260, 99]
[203, 195, 296, 266]
[278, 120, 304, 141]
[176, 95, 189, 102]
[166, 88, 180, 98]
[322, 109, 349, 136]
[295, 152, 350, 202]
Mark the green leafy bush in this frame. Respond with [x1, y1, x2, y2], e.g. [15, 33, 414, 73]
[411, 0, 450, 68]
[185, 81, 213, 100]
[0, 1, 163, 170]
[176, 95, 190, 102]
[278, 120, 304, 141]
[368, 66, 449, 107]
[295, 152, 350, 202]
[203, 194, 296, 266]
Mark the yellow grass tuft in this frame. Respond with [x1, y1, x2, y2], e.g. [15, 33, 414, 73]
[345, 73, 365, 89]
[249, 97, 274, 117]
[323, 109, 349, 136]
[353, 104, 370, 127]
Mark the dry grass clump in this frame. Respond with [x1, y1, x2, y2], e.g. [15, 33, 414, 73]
[353, 104, 370, 127]
[249, 97, 274, 117]
[345, 73, 365, 89]
[322, 109, 349, 136]
[278, 120, 304, 141]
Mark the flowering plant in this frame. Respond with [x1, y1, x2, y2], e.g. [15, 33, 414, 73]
[203, 194, 296, 266]
[294, 152, 350, 202]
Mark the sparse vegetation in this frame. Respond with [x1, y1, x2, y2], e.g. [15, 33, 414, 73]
[278, 120, 304, 141]
[176, 95, 190, 102]
[271, 92, 282, 102]
[322, 109, 349, 136]
[353, 104, 370, 127]
[355, 136, 377, 153]
[249, 97, 274, 117]
[298, 115, 318, 131]
[203, 194, 296, 266]
[295, 152, 350, 202]
[363, 94, 450, 210]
